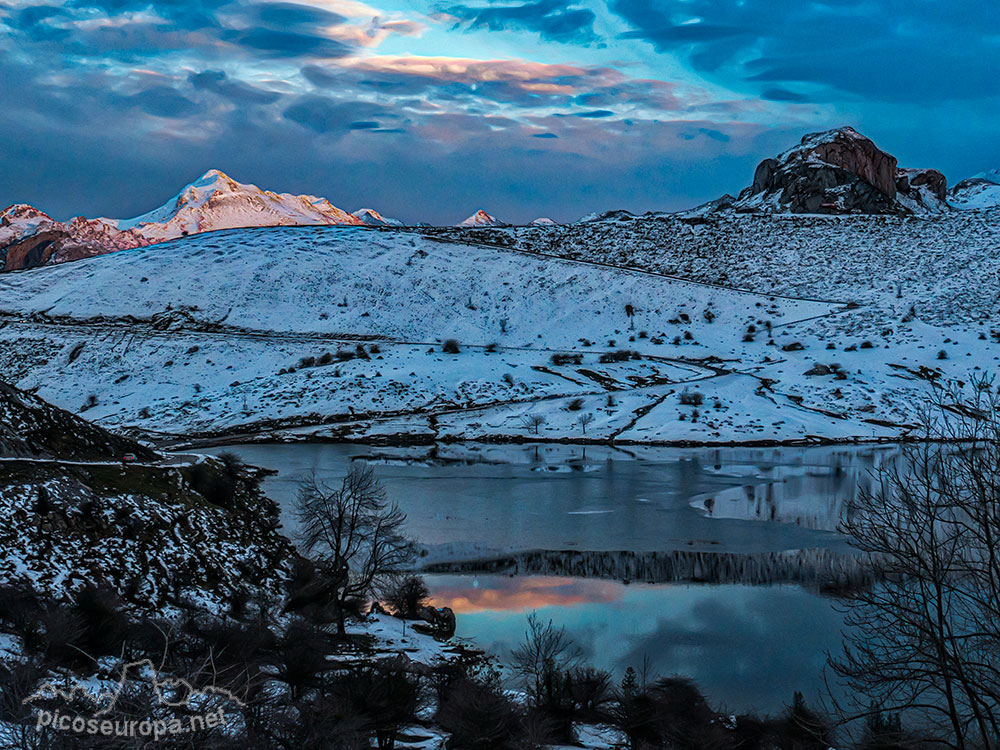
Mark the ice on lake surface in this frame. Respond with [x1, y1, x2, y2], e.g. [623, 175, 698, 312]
[206, 441, 895, 553]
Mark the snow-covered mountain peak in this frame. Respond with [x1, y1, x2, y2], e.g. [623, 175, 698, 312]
[116, 170, 363, 239]
[0, 204, 58, 248]
[530, 217, 557, 225]
[458, 209, 504, 227]
[182, 169, 241, 199]
[972, 169, 1000, 184]
[1, 203, 52, 223]
[196, 167, 236, 184]
[352, 208, 402, 226]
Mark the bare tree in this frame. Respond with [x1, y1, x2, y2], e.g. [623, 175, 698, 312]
[831, 377, 1000, 749]
[578, 412, 595, 435]
[510, 613, 581, 707]
[520, 414, 547, 435]
[294, 465, 414, 635]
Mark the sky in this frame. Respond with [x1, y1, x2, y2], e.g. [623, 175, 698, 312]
[0, 0, 997, 224]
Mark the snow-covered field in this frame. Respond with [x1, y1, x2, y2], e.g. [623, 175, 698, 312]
[0, 218, 995, 445]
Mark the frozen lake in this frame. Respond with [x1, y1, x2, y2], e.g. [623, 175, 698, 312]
[208, 441, 891, 712]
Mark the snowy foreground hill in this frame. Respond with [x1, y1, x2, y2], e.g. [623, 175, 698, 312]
[0, 217, 997, 446]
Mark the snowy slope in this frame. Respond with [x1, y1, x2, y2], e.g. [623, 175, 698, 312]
[950, 172, 1000, 209]
[2, 213, 998, 445]
[0, 226, 833, 347]
[0, 225, 880, 442]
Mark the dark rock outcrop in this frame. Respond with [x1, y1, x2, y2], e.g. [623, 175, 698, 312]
[4, 228, 93, 271]
[0, 380, 158, 461]
[731, 127, 948, 215]
[0, 383, 294, 612]
[412, 605, 457, 638]
[895, 168, 950, 212]
[896, 168, 947, 201]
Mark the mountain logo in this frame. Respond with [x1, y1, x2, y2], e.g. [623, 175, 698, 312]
[23, 659, 244, 739]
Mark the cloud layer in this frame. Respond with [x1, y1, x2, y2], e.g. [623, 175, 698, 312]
[1, 0, 996, 223]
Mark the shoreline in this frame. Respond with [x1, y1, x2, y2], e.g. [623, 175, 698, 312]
[153, 427, 940, 452]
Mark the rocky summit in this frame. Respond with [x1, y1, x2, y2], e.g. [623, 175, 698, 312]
[728, 127, 949, 215]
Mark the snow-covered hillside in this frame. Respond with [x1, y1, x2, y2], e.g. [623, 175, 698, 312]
[438, 208, 1000, 332]
[0, 218, 995, 446]
[950, 172, 1000, 209]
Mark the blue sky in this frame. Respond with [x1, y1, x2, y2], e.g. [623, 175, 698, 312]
[1, 0, 997, 223]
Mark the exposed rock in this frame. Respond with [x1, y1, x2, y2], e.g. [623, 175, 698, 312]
[896, 168, 949, 213]
[803, 363, 833, 376]
[0, 379, 158, 461]
[896, 168, 947, 201]
[0, 205, 151, 271]
[413, 604, 457, 638]
[729, 127, 948, 216]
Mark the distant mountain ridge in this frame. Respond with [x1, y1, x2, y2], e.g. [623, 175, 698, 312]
[351, 207, 402, 226]
[0, 170, 392, 271]
[3, 132, 998, 271]
[949, 170, 1000, 209]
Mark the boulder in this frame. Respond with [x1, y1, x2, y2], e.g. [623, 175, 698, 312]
[413, 605, 456, 638]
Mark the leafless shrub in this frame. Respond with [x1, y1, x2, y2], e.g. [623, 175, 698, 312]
[831, 376, 1000, 748]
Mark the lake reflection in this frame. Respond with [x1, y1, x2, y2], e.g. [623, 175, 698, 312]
[203, 441, 875, 715]
[425, 573, 847, 715]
